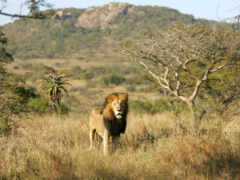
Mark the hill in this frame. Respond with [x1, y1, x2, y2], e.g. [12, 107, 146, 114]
[1, 2, 214, 59]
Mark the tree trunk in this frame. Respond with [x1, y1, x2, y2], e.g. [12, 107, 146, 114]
[185, 99, 199, 130]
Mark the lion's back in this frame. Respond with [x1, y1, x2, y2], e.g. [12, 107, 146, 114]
[89, 108, 105, 135]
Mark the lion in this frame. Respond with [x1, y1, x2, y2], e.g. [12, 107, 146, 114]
[89, 92, 128, 155]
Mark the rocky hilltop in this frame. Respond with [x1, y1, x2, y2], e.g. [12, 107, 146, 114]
[53, 2, 144, 29]
[76, 2, 131, 29]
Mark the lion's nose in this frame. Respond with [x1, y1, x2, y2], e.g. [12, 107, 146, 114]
[115, 111, 122, 118]
[116, 110, 121, 115]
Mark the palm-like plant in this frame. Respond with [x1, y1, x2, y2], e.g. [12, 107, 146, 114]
[44, 67, 70, 109]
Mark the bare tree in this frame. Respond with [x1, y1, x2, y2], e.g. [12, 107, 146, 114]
[123, 24, 240, 123]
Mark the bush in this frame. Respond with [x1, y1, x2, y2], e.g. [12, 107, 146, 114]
[0, 116, 11, 135]
[83, 72, 94, 80]
[14, 86, 38, 104]
[126, 86, 136, 92]
[69, 66, 94, 80]
[130, 99, 172, 114]
[152, 98, 170, 113]
[27, 97, 49, 114]
[27, 98, 69, 115]
[23, 64, 49, 82]
[130, 100, 153, 114]
[170, 100, 188, 116]
[55, 103, 69, 115]
[102, 74, 125, 86]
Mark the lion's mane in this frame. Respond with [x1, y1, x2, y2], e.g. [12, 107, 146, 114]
[101, 93, 128, 136]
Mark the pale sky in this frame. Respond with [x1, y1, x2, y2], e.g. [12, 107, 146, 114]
[0, 0, 239, 25]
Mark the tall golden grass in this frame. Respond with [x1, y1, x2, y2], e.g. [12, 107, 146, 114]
[1, 111, 240, 179]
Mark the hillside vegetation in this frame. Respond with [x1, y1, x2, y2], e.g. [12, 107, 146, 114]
[2, 2, 214, 59]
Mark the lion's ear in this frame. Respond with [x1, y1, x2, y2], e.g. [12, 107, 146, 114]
[106, 94, 117, 104]
[119, 93, 128, 101]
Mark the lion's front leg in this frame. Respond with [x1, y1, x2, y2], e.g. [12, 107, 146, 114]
[112, 135, 120, 153]
[103, 130, 109, 155]
[89, 129, 95, 151]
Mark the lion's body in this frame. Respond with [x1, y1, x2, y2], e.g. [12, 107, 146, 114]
[89, 108, 105, 137]
[89, 93, 128, 155]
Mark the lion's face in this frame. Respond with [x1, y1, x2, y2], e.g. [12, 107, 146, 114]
[102, 93, 128, 120]
[112, 98, 124, 119]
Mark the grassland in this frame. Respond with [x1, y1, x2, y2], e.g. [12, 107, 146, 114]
[2, 58, 240, 179]
[1, 111, 240, 179]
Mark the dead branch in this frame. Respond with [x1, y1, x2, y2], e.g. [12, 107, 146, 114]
[0, 10, 46, 19]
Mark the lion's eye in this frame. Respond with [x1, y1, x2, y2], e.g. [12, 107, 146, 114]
[112, 101, 117, 106]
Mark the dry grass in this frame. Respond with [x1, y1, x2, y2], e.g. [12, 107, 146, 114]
[0, 111, 240, 180]
[3, 58, 240, 179]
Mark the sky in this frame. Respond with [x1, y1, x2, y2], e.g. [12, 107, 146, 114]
[0, 0, 239, 25]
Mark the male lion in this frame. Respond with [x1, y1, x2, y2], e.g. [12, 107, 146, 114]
[89, 93, 128, 155]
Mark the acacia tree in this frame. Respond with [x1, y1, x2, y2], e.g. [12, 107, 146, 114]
[123, 24, 240, 123]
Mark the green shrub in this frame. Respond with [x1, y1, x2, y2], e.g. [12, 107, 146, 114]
[23, 64, 49, 82]
[27, 97, 49, 113]
[23, 72, 34, 81]
[130, 99, 171, 114]
[102, 74, 125, 86]
[123, 66, 139, 75]
[152, 98, 170, 113]
[170, 100, 188, 116]
[126, 86, 136, 92]
[55, 103, 69, 115]
[83, 72, 94, 80]
[14, 86, 37, 104]
[69, 66, 94, 80]
[89, 66, 106, 75]
[138, 86, 156, 93]
[130, 100, 153, 114]
[0, 116, 11, 135]
[19, 63, 33, 70]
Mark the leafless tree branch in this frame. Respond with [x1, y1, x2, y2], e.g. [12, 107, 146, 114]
[0, 10, 45, 19]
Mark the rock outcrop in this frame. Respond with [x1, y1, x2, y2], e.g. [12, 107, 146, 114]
[75, 2, 130, 29]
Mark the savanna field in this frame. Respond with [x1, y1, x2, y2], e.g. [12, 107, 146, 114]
[1, 2, 240, 180]
[0, 58, 240, 180]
